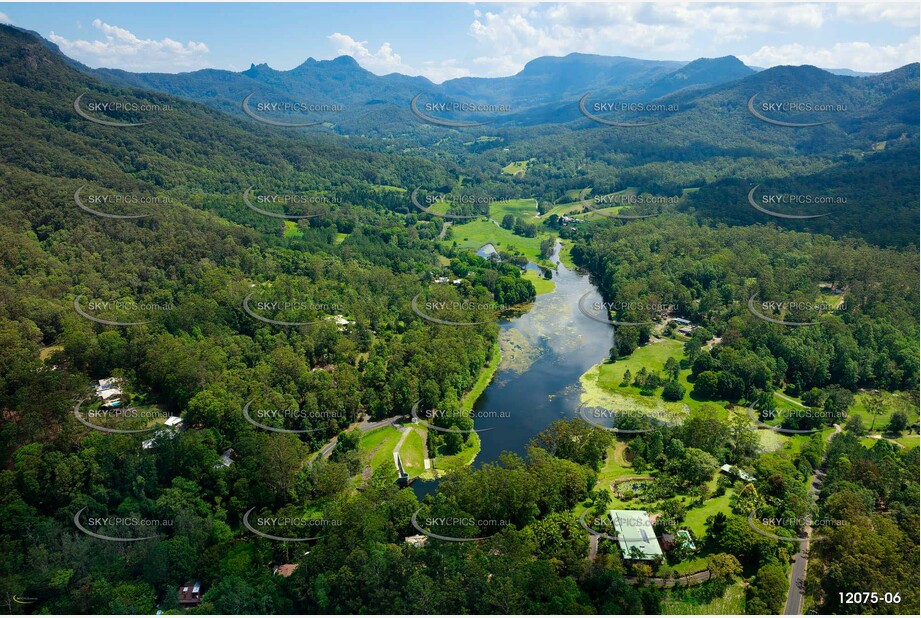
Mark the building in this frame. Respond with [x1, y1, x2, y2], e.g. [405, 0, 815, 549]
[94, 378, 124, 406]
[96, 377, 122, 391]
[609, 510, 663, 561]
[720, 463, 756, 483]
[273, 564, 299, 577]
[671, 317, 691, 326]
[404, 534, 428, 547]
[142, 417, 184, 449]
[324, 315, 351, 331]
[96, 388, 123, 405]
[178, 581, 203, 606]
[216, 448, 235, 468]
[677, 325, 696, 336]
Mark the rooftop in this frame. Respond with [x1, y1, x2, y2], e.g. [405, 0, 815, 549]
[405, 534, 428, 547]
[274, 564, 299, 577]
[610, 509, 663, 560]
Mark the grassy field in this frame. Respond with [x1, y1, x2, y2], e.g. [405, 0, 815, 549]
[334, 232, 349, 245]
[282, 220, 302, 238]
[523, 269, 555, 295]
[502, 159, 534, 175]
[40, 344, 64, 361]
[450, 219, 549, 265]
[540, 200, 580, 219]
[596, 442, 635, 487]
[360, 426, 403, 479]
[581, 337, 801, 457]
[861, 434, 920, 450]
[400, 428, 427, 477]
[846, 391, 920, 432]
[371, 184, 406, 193]
[660, 582, 746, 615]
[583, 337, 727, 418]
[430, 433, 480, 476]
[682, 490, 734, 539]
[894, 434, 920, 448]
[490, 198, 539, 222]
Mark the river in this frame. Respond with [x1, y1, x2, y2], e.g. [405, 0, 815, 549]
[413, 241, 614, 497]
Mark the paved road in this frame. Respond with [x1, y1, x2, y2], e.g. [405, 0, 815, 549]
[775, 391, 807, 408]
[311, 415, 400, 462]
[625, 570, 711, 588]
[393, 424, 411, 472]
[784, 424, 841, 615]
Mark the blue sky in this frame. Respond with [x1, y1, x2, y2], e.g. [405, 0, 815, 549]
[0, 2, 917, 81]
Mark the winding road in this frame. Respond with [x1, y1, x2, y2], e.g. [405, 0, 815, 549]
[783, 424, 841, 615]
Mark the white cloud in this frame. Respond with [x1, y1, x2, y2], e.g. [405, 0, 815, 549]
[0, 12, 12, 25]
[739, 37, 920, 72]
[47, 19, 210, 72]
[328, 32, 470, 83]
[464, 3, 831, 76]
[328, 32, 410, 74]
[462, 3, 918, 77]
[836, 3, 920, 27]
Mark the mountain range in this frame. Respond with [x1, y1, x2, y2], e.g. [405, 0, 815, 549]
[2, 23, 918, 247]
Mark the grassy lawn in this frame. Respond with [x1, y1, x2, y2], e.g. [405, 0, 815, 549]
[430, 432, 480, 475]
[596, 441, 635, 488]
[582, 337, 729, 419]
[861, 434, 920, 450]
[502, 159, 534, 175]
[523, 269, 555, 295]
[846, 391, 919, 432]
[282, 220, 303, 238]
[40, 344, 64, 361]
[540, 200, 581, 219]
[400, 428, 427, 477]
[360, 426, 403, 478]
[490, 198, 539, 222]
[450, 219, 549, 266]
[660, 582, 746, 614]
[893, 434, 920, 448]
[595, 339, 685, 388]
[334, 232, 349, 245]
[371, 184, 406, 193]
[682, 490, 734, 539]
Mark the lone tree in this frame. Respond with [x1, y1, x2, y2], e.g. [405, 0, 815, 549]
[707, 553, 742, 583]
[887, 410, 908, 435]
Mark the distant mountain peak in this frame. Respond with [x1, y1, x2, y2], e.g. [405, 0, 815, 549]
[642, 55, 754, 99]
[243, 62, 272, 77]
[329, 55, 360, 67]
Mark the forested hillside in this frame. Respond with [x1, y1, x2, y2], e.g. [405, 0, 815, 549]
[0, 20, 917, 617]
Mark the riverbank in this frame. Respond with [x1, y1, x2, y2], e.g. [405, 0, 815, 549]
[461, 340, 502, 410]
[420, 340, 501, 479]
